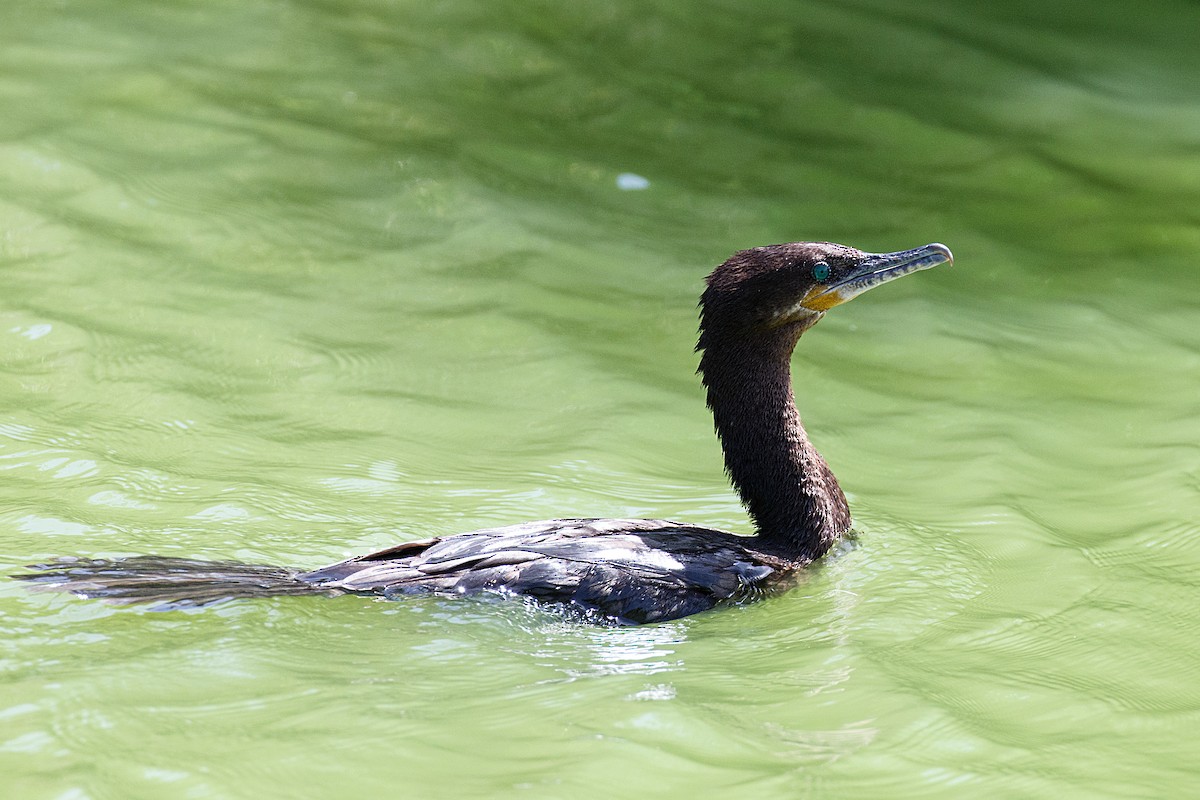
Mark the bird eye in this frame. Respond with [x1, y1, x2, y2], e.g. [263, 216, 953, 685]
[811, 261, 830, 281]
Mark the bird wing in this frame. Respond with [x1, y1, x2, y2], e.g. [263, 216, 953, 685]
[299, 519, 779, 624]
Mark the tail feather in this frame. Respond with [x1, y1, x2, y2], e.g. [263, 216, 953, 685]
[12, 556, 338, 609]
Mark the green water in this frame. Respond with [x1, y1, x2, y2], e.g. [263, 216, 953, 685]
[3, 0, 1199, 796]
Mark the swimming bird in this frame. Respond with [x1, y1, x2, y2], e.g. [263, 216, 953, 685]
[14, 241, 953, 624]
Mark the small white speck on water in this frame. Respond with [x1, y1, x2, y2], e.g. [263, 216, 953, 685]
[616, 172, 650, 191]
[19, 324, 52, 340]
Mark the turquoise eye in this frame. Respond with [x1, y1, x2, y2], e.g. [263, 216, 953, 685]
[812, 261, 830, 281]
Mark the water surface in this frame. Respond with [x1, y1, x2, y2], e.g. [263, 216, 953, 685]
[2, 1, 1199, 797]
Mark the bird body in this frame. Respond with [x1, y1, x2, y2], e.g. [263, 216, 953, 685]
[308, 518, 789, 624]
[15, 241, 953, 624]
[22, 519, 791, 625]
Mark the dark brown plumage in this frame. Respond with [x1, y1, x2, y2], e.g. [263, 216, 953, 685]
[13, 241, 952, 624]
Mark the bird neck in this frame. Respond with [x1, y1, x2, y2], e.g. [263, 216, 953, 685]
[698, 341, 851, 561]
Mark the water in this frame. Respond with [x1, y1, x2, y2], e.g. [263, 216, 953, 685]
[2, 0, 1199, 796]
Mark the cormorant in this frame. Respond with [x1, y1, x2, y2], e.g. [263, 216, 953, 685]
[14, 241, 953, 624]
